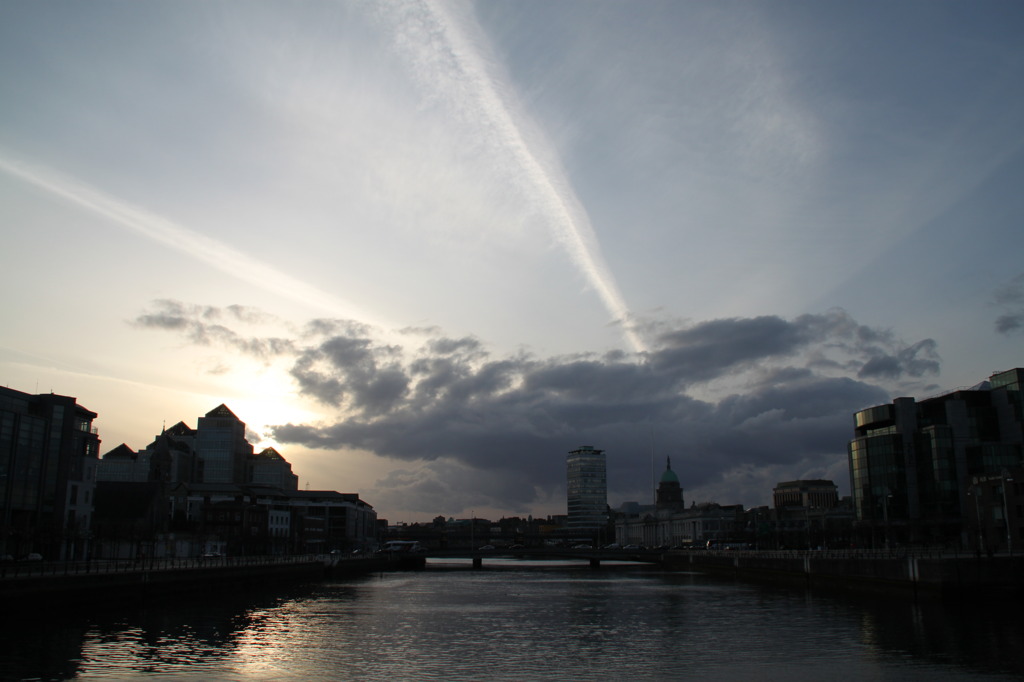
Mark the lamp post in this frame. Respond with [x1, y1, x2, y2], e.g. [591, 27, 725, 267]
[882, 487, 892, 551]
[969, 481, 984, 555]
[1001, 470, 1014, 556]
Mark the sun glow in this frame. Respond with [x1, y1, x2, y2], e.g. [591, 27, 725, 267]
[212, 361, 323, 451]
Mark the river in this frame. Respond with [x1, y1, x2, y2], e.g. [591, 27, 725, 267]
[2, 558, 1021, 681]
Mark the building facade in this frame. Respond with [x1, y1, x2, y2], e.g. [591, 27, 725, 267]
[848, 368, 1024, 548]
[249, 447, 299, 490]
[773, 480, 839, 509]
[0, 387, 101, 560]
[195, 404, 253, 484]
[566, 445, 607, 531]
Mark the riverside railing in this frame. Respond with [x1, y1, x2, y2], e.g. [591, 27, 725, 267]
[0, 554, 323, 580]
[683, 547, 992, 560]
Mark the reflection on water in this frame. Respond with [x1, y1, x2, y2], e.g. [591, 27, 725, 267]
[1, 559, 1021, 681]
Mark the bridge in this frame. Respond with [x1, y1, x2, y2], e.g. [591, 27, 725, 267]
[426, 547, 665, 568]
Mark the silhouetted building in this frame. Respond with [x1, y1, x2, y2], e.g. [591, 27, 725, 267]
[196, 404, 253, 484]
[249, 447, 298, 490]
[98, 429, 200, 484]
[848, 368, 1024, 548]
[92, 481, 167, 559]
[772, 480, 839, 509]
[656, 457, 685, 511]
[567, 445, 607, 531]
[0, 387, 101, 560]
[965, 466, 1023, 555]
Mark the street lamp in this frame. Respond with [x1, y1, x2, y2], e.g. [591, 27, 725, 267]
[1001, 470, 1014, 556]
[969, 480, 984, 555]
[882, 487, 892, 551]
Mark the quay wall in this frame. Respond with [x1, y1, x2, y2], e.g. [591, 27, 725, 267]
[1, 554, 426, 603]
[1, 557, 326, 603]
[665, 551, 1024, 593]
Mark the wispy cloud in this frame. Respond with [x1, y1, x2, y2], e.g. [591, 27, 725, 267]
[372, 1, 645, 353]
[0, 153, 383, 327]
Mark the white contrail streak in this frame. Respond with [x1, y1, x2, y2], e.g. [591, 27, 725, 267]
[0, 154, 382, 328]
[376, 1, 646, 354]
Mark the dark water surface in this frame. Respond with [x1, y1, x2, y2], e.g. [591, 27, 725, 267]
[2, 558, 1021, 681]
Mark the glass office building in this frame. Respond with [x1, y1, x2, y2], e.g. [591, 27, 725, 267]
[567, 445, 607, 530]
[848, 368, 1024, 547]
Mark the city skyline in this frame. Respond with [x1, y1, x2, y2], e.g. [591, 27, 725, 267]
[2, 2, 1024, 522]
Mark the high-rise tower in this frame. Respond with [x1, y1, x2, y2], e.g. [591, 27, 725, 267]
[567, 445, 607, 530]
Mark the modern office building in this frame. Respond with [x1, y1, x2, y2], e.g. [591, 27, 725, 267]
[196, 404, 254, 484]
[249, 447, 299, 490]
[848, 368, 1024, 547]
[0, 387, 102, 560]
[566, 445, 607, 530]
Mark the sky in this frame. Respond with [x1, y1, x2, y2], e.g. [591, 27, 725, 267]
[2, 1, 1023, 523]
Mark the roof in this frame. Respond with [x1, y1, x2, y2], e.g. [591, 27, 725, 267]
[660, 457, 679, 484]
[205, 404, 239, 419]
[102, 443, 137, 459]
[164, 421, 195, 437]
[255, 447, 285, 460]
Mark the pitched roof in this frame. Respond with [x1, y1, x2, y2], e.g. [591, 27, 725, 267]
[205, 404, 239, 419]
[102, 443, 137, 460]
[255, 447, 284, 460]
[164, 421, 195, 436]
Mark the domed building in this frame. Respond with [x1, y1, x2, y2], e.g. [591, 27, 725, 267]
[656, 457, 684, 511]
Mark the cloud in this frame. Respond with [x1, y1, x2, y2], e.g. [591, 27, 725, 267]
[134, 300, 296, 361]
[134, 300, 939, 514]
[0, 153, 381, 326]
[372, 1, 644, 352]
[994, 273, 1024, 334]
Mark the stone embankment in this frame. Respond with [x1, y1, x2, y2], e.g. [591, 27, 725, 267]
[1, 555, 326, 602]
[665, 549, 1024, 593]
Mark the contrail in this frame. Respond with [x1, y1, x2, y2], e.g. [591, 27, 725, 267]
[0, 153, 383, 328]
[375, 1, 646, 354]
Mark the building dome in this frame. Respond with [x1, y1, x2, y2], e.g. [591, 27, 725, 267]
[660, 457, 679, 483]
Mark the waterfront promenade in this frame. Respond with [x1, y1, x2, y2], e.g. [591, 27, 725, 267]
[4, 548, 1021, 602]
[665, 548, 1024, 594]
[0, 555, 327, 602]
[430, 546, 1024, 594]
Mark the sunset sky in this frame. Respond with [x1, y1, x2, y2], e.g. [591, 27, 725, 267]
[2, 1, 1023, 522]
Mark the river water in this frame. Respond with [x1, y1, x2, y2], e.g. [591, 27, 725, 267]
[2, 558, 1022, 681]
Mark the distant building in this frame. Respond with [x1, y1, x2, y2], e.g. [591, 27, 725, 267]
[249, 447, 299, 490]
[771, 480, 852, 550]
[848, 367, 1024, 548]
[566, 445, 607, 531]
[772, 480, 839, 510]
[196, 404, 253, 484]
[89, 402, 375, 558]
[656, 457, 685, 511]
[0, 387, 102, 560]
[97, 427, 200, 485]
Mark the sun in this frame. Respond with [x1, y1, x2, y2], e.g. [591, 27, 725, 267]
[212, 361, 324, 451]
